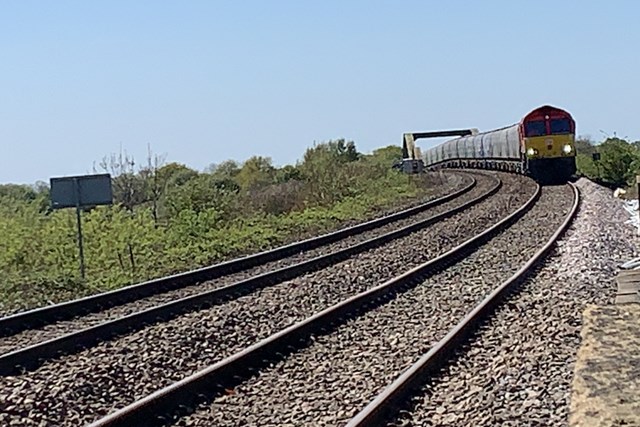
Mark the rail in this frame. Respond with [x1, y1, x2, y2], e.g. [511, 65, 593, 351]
[345, 182, 579, 426]
[0, 175, 501, 375]
[86, 179, 540, 427]
[0, 173, 475, 337]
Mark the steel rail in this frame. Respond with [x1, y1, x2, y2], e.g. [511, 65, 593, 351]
[0, 173, 475, 338]
[0, 175, 500, 375]
[345, 183, 579, 427]
[87, 180, 541, 427]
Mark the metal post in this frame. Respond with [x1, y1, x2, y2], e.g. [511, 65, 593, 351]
[592, 152, 601, 179]
[636, 175, 640, 237]
[74, 178, 86, 281]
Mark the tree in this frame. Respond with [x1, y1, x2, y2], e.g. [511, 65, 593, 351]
[275, 165, 302, 183]
[208, 160, 241, 180]
[331, 139, 359, 162]
[298, 140, 360, 205]
[576, 154, 600, 179]
[368, 145, 403, 166]
[32, 181, 49, 195]
[598, 137, 640, 185]
[314, 139, 360, 163]
[96, 150, 146, 211]
[0, 184, 37, 201]
[158, 163, 199, 188]
[164, 174, 236, 219]
[574, 137, 599, 179]
[138, 146, 167, 225]
[236, 156, 275, 191]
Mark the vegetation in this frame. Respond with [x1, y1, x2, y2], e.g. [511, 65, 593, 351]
[575, 135, 640, 188]
[0, 141, 438, 313]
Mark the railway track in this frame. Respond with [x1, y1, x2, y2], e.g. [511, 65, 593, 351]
[376, 180, 625, 427]
[0, 172, 472, 336]
[0, 172, 482, 370]
[172, 184, 576, 427]
[74, 176, 564, 427]
[0, 171, 534, 427]
[347, 183, 579, 427]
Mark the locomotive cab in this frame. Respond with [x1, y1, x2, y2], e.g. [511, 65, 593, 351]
[520, 106, 576, 182]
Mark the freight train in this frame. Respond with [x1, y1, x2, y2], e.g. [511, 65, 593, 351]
[422, 105, 577, 182]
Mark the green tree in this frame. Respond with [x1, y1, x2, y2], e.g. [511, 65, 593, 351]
[208, 160, 241, 180]
[275, 165, 302, 183]
[598, 137, 640, 185]
[576, 154, 600, 179]
[138, 148, 167, 224]
[158, 163, 199, 188]
[367, 145, 403, 167]
[298, 140, 360, 205]
[0, 184, 38, 201]
[236, 156, 275, 191]
[164, 174, 236, 219]
[308, 139, 360, 163]
[574, 137, 599, 179]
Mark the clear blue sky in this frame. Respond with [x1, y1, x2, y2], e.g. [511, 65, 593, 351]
[2, 1, 639, 184]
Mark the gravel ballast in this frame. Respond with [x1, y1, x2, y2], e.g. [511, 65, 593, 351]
[0, 173, 473, 355]
[0, 172, 535, 427]
[0, 172, 467, 319]
[387, 178, 638, 427]
[171, 184, 574, 426]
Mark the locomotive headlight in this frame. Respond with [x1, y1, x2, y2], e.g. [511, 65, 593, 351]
[526, 148, 538, 156]
[563, 144, 572, 154]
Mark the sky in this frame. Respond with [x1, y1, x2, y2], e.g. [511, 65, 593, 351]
[1, 1, 639, 184]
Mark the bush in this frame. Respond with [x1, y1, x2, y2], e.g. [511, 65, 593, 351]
[0, 140, 437, 314]
[576, 137, 640, 187]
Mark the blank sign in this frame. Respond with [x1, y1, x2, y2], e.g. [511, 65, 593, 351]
[50, 174, 113, 209]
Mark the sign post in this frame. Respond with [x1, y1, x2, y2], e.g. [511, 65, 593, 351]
[637, 175, 640, 236]
[74, 178, 86, 279]
[592, 152, 601, 178]
[50, 174, 113, 281]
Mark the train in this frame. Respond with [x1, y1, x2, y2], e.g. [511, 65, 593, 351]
[422, 105, 577, 182]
